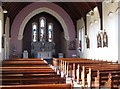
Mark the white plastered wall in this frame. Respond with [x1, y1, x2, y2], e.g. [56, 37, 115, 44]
[118, 1, 120, 64]
[77, 4, 118, 62]
[102, 2, 118, 62]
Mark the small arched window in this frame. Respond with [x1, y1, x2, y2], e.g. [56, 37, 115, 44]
[48, 23, 53, 42]
[32, 22, 38, 42]
[39, 17, 46, 42]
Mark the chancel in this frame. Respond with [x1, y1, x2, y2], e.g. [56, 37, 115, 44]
[0, 1, 120, 89]
[31, 17, 55, 60]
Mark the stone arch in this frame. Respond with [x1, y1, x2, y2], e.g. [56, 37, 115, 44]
[10, 2, 75, 57]
[18, 7, 70, 41]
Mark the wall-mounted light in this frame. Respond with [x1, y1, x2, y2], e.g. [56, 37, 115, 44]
[90, 22, 93, 26]
[86, 13, 90, 17]
[115, 7, 120, 13]
[3, 10, 8, 14]
[85, 35, 88, 38]
[90, 10, 94, 16]
[100, 30, 103, 35]
[104, 0, 110, 3]
[86, 10, 94, 17]
[3, 34, 5, 37]
[94, 19, 98, 23]
[107, 11, 113, 16]
[104, 0, 115, 3]
[94, 7, 98, 12]
[111, 0, 115, 3]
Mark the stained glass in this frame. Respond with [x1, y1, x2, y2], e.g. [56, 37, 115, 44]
[48, 23, 53, 42]
[32, 23, 37, 42]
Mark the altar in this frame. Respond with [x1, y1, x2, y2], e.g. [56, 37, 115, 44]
[37, 51, 52, 59]
[31, 42, 55, 59]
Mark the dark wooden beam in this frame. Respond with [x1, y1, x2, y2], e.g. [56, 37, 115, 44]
[96, 2, 103, 30]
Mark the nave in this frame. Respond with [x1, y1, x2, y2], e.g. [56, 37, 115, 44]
[0, 1, 120, 89]
[0, 58, 72, 89]
[0, 58, 120, 89]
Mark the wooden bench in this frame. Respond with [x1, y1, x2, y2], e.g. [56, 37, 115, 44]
[2, 73, 61, 79]
[2, 58, 44, 61]
[53, 58, 113, 80]
[82, 63, 120, 88]
[0, 84, 73, 89]
[1, 77, 66, 85]
[2, 61, 48, 67]
[1, 58, 68, 86]
[53, 58, 119, 88]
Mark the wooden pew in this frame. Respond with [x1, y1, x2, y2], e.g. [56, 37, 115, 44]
[83, 64, 120, 88]
[1, 77, 66, 85]
[0, 66, 52, 69]
[52, 58, 113, 78]
[53, 58, 119, 88]
[2, 58, 44, 61]
[1, 58, 68, 86]
[2, 61, 48, 67]
[2, 73, 61, 79]
[58, 58, 113, 80]
[0, 84, 73, 89]
[2, 61, 47, 65]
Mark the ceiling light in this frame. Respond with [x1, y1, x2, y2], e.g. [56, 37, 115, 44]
[3, 10, 8, 14]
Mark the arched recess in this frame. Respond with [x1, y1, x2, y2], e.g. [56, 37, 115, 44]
[10, 2, 75, 57]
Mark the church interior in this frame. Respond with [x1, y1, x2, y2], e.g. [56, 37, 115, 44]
[0, 0, 120, 89]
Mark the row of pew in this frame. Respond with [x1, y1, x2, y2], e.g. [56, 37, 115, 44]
[53, 58, 120, 88]
[0, 58, 73, 89]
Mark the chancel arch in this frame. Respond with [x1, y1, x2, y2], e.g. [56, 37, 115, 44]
[23, 12, 64, 58]
[11, 2, 75, 57]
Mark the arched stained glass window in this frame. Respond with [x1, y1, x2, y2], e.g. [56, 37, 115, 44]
[39, 17, 46, 42]
[32, 22, 38, 42]
[40, 19, 45, 27]
[48, 23, 53, 42]
[32, 17, 54, 43]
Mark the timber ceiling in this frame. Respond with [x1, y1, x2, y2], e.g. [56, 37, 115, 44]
[2, 2, 102, 34]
